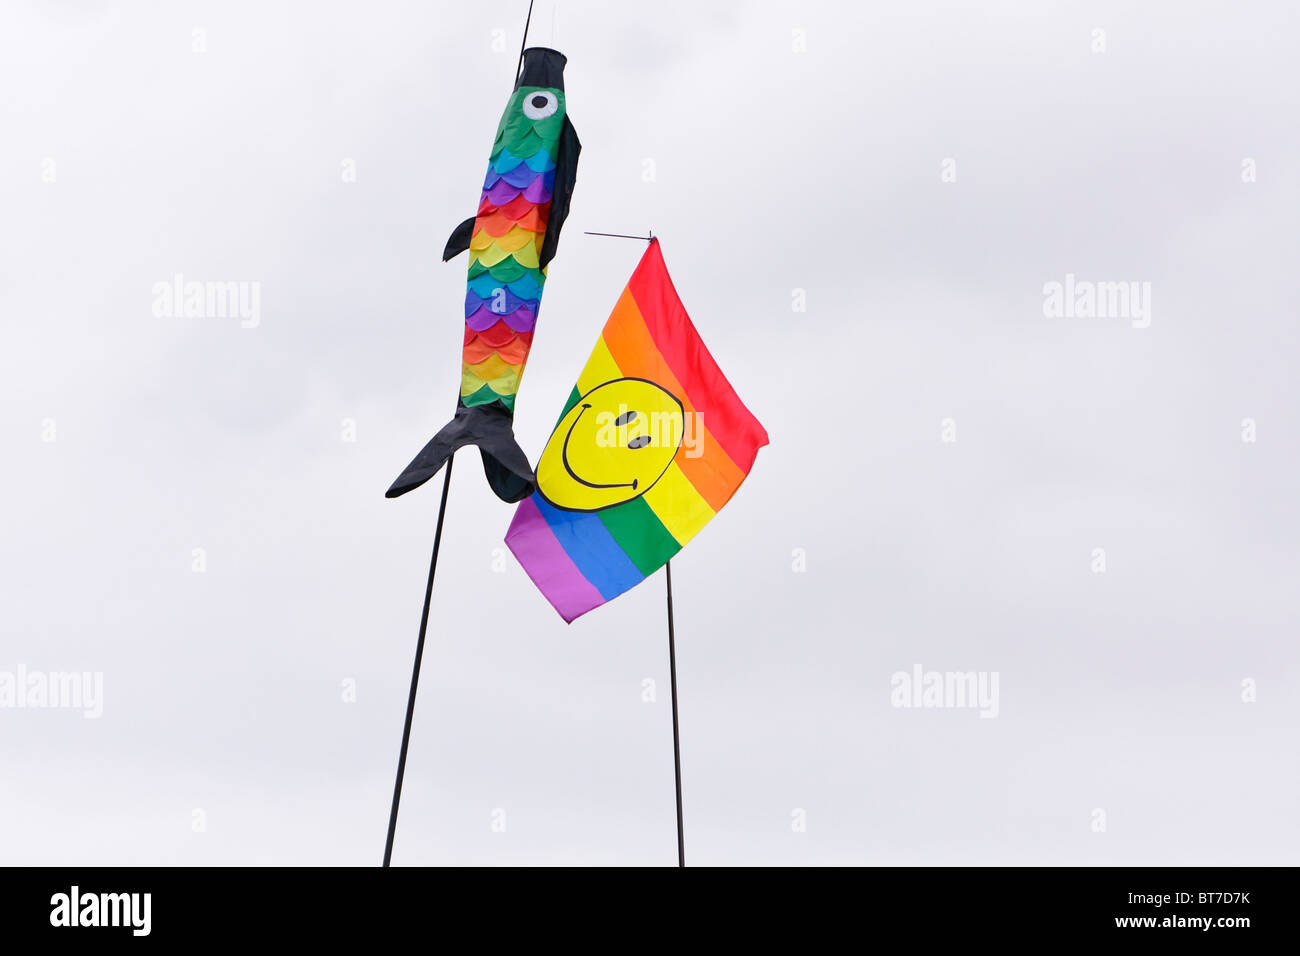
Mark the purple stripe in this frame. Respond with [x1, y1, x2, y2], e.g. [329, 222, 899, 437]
[521, 178, 552, 203]
[483, 180, 523, 205]
[465, 303, 537, 333]
[482, 179, 554, 206]
[505, 497, 605, 623]
[465, 288, 540, 318]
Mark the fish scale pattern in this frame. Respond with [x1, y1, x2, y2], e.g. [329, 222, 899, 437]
[460, 89, 565, 412]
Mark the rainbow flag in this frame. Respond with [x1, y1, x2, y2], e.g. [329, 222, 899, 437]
[505, 239, 768, 621]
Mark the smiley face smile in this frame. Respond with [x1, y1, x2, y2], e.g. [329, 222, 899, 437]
[536, 378, 684, 512]
[561, 404, 640, 491]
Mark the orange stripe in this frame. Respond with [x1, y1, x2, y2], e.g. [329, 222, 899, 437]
[463, 338, 493, 364]
[672, 428, 746, 513]
[475, 211, 516, 238]
[600, 290, 745, 512]
[673, 444, 745, 514]
[475, 206, 546, 236]
[463, 336, 529, 365]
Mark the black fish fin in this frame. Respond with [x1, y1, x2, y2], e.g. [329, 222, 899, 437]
[386, 403, 535, 503]
[539, 114, 581, 269]
[442, 216, 477, 261]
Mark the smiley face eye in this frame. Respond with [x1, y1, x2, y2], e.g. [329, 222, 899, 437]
[627, 435, 652, 449]
[523, 91, 558, 120]
[615, 410, 638, 427]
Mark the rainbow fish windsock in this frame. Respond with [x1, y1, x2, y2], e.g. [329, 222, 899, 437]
[506, 240, 769, 622]
[388, 47, 580, 503]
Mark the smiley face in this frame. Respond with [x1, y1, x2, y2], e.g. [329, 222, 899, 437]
[536, 378, 684, 512]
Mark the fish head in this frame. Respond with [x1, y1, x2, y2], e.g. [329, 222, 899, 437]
[492, 48, 569, 163]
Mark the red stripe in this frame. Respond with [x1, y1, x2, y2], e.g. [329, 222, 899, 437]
[626, 240, 769, 473]
[465, 324, 534, 349]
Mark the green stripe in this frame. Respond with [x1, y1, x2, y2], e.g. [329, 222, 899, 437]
[462, 385, 514, 411]
[597, 496, 681, 575]
[493, 88, 566, 156]
[468, 258, 532, 283]
[556, 386, 581, 427]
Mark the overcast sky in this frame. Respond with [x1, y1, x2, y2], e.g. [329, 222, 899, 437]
[2, 0, 1297, 865]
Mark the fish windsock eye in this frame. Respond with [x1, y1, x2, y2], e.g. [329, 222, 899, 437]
[523, 91, 558, 120]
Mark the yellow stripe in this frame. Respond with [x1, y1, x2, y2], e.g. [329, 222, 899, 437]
[465, 353, 518, 382]
[494, 225, 541, 254]
[471, 241, 541, 269]
[576, 336, 624, 396]
[460, 366, 519, 397]
[470, 224, 537, 252]
[641, 460, 716, 546]
[512, 241, 540, 268]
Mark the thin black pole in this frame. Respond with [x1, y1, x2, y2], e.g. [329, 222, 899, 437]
[587, 226, 676, 863]
[383, 453, 455, 867]
[665, 560, 685, 867]
[514, 0, 535, 84]
[584, 230, 654, 241]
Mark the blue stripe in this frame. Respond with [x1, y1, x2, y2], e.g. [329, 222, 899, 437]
[534, 495, 646, 600]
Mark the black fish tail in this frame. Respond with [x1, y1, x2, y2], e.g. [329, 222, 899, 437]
[386, 403, 535, 503]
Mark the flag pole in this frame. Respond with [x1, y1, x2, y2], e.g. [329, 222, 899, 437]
[383, 0, 537, 869]
[584, 228, 682, 865]
[583, 230, 654, 241]
[383, 453, 455, 867]
[665, 560, 686, 867]
[514, 0, 535, 84]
